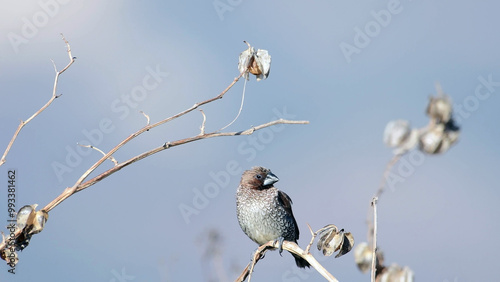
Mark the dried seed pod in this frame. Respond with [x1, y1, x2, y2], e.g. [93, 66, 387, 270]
[15, 232, 32, 251]
[16, 204, 37, 231]
[336, 232, 354, 258]
[317, 224, 340, 256]
[419, 118, 460, 154]
[238, 41, 271, 81]
[28, 210, 49, 235]
[426, 95, 452, 124]
[383, 120, 419, 154]
[1, 247, 18, 267]
[377, 263, 414, 282]
[316, 224, 354, 258]
[354, 242, 372, 273]
[354, 242, 385, 273]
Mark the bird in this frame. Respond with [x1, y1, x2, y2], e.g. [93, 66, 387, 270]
[236, 166, 310, 268]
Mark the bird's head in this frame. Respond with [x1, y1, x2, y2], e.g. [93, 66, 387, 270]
[240, 166, 279, 190]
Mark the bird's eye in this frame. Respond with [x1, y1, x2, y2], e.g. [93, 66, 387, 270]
[255, 174, 262, 179]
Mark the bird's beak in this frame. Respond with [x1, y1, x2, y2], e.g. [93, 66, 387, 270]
[264, 172, 279, 186]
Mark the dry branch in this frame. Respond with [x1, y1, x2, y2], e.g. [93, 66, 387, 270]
[235, 240, 338, 282]
[43, 119, 309, 212]
[370, 197, 378, 282]
[0, 60, 309, 258]
[199, 110, 207, 135]
[366, 153, 403, 245]
[37, 71, 247, 214]
[375, 154, 403, 199]
[0, 34, 75, 167]
[77, 144, 118, 166]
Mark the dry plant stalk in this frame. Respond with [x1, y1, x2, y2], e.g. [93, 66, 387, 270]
[370, 197, 378, 282]
[0, 34, 75, 167]
[235, 240, 338, 282]
[0, 38, 310, 258]
[367, 154, 402, 245]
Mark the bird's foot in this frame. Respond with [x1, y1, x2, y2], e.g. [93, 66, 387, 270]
[252, 247, 265, 260]
[274, 237, 285, 257]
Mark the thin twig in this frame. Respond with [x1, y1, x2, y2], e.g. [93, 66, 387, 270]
[219, 77, 247, 131]
[75, 120, 308, 194]
[140, 111, 151, 126]
[305, 223, 316, 254]
[435, 82, 444, 96]
[0, 119, 308, 253]
[375, 154, 403, 199]
[247, 248, 259, 282]
[236, 245, 270, 282]
[370, 197, 378, 282]
[236, 240, 338, 282]
[41, 119, 308, 213]
[199, 110, 207, 135]
[77, 143, 118, 166]
[41, 71, 247, 213]
[367, 154, 402, 245]
[0, 34, 75, 167]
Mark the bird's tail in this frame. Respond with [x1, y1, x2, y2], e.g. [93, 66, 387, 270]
[292, 253, 311, 268]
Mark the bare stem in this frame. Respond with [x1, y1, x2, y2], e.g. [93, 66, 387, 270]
[140, 111, 151, 126]
[77, 144, 118, 166]
[42, 119, 308, 213]
[236, 240, 338, 282]
[199, 110, 207, 135]
[219, 76, 247, 132]
[367, 153, 402, 244]
[0, 119, 308, 253]
[375, 154, 402, 199]
[0, 34, 75, 167]
[305, 223, 316, 254]
[370, 197, 378, 282]
[41, 71, 246, 213]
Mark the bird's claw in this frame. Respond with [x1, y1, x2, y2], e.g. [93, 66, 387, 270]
[274, 237, 285, 256]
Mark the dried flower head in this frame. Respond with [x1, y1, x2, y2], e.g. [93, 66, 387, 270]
[354, 242, 384, 273]
[238, 41, 271, 81]
[383, 120, 419, 154]
[426, 83, 453, 124]
[316, 224, 354, 258]
[377, 263, 414, 282]
[419, 118, 460, 154]
[16, 204, 37, 231]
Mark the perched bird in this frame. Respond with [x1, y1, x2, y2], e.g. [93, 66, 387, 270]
[236, 166, 310, 268]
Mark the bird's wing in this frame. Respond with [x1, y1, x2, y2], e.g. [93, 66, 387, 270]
[277, 190, 300, 240]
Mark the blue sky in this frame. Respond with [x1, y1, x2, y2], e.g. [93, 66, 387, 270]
[1, 1, 499, 281]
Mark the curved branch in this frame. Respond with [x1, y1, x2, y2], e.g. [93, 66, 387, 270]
[0, 34, 75, 167]
[60, 71, 247, 203]
[0, 119, 308, 254]
[370, 197, 378, 282]
[236, 240, 338, 282]
[375, 154, 403, 199]
[366, 153, 402, 245]
[43, 119, 309, 211]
